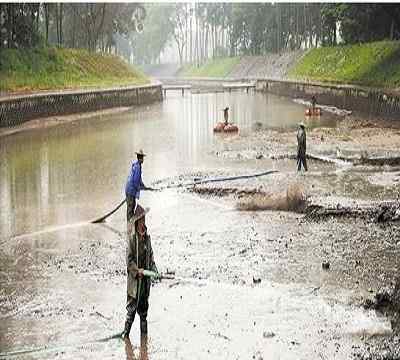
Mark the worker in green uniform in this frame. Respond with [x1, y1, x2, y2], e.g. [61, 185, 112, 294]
[122, 205, 158, 339]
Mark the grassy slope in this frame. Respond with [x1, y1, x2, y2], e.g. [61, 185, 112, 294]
[289, 41, 400, 88]
[0, 48, 149, 93]
[180, 57, 241, 77]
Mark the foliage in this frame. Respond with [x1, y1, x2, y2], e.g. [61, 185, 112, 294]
[131, 4, 175, 65]
[0, 47, 148, 92]
[0, 3, 146, 53]
[289, 40, 400, 88]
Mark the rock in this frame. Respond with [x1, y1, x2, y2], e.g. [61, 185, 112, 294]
[322, 261, 330, 270]
[263, 331, 276, 338]
[253, 277, 262, 284]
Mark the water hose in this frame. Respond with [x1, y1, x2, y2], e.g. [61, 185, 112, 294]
[91, 169, 278, 223]
[0, 332, 123, 358]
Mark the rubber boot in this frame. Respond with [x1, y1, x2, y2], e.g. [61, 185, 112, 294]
[140, 319, 148, 335]
[122, 318, 134, 339]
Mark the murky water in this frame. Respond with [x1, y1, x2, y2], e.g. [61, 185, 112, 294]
[0, 91, 392, 359]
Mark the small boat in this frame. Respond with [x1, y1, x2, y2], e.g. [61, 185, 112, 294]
[213, 122, 225, 132]
[305, 108, 322, 116]
[223, 124, 239, 132]
[213, 122, 239, 133]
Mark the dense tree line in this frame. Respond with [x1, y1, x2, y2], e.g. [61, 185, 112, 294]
[0, 3, 145, 54]
[132, 3, 400, 66]
[1, 3, 400, 66]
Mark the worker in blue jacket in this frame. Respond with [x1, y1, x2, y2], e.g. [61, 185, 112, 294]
[125, 149, 150, 224]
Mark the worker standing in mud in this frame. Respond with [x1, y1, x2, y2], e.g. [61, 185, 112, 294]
[122, 205, 158, 340]
[297, 123, 308, 172]
[125, 149, 149, 226]
[311, 95, 317, 111]
[223, 107, 229, 126]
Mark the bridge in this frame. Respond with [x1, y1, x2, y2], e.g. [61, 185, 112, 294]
[222, 82, 256, 93]
[162, 85, 192, 96]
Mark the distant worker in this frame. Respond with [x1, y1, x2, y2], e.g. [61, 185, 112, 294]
[311, 95, 317, 111]
[297, 123, 308, 172]
[223, 107, 229, 126]
[122, 205, 158, 339]
[125, 149, 149, 227]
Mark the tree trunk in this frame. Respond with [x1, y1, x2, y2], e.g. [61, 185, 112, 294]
[56, 5, 59, 46]
[391, 20, 395, 40]
[205, 24, 209, 59]
[189, 13, 193, 63]
[195, 7, 199, 66]
[59, 3, 63, 46]
[72, 7, 77, 48]
[44, 4, 49, 44]
[8, 4, 13, 48]
[185, 4, 188, 63]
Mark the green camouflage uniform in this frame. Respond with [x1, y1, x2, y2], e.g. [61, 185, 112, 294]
[123, 229, 157, 337]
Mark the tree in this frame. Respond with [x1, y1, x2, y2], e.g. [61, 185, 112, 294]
[169, 4, 187, 66]
[130, 4, 174, 65]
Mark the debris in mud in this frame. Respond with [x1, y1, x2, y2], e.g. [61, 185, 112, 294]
[210, 332, 231, 341]
[363, 283, 400, 314]
[272, 150, 400, 168]
[322, 261, 330, 270]
[263, 331, 276, 338]
[305, 201, 400, 223]
[338, 155, 400, 167]
[270, 152, 349, 166]
[190, 186, 265, 198]
[236, 183, 307, 212]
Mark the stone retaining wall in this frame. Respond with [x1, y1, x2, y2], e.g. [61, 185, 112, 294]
[0, 83, 163, 128]
[255, 79, 400, 119]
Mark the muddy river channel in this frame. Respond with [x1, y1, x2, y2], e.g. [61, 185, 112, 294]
[1, 90, 400, 359]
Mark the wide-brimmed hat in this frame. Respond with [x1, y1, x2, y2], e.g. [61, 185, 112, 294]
[129, 205, 150, 224]
[298, 122, 306, 128]
[135, 149, 146, 157]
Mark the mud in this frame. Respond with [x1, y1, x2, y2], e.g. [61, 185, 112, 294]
[236, 183, 306, 212]
[2, 91, 400, 359]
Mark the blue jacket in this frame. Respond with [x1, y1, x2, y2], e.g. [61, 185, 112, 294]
[125, 161, 144, 199]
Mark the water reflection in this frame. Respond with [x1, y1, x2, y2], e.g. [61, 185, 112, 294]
[124, 335, 149, 360]
[0, 91, 338, 240]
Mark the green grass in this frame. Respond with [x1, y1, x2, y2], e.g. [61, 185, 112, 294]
[0, 47, 149, 93]
[180, 57, 241, 77]
[289, 40, 400, 88]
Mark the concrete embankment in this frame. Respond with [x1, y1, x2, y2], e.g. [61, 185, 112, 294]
[161, 41, 400, 120]
[255, 78, 400, 120]
[160, 74, 400, 120]
[0, 83, 163, 128]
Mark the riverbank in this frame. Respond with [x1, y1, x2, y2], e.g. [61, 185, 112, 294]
[290, 40, 400, 89]
[178, 51, 303, 80]
[176, 40, 400, 92]
[0, 48, 148, 95]
[0, 82, 163, 128]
